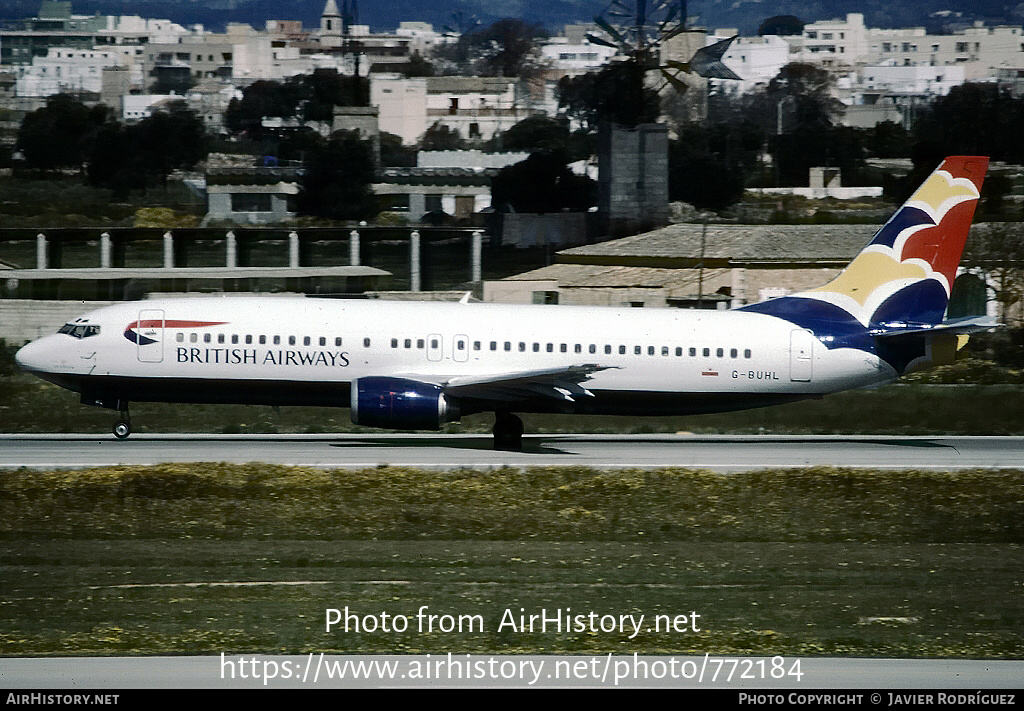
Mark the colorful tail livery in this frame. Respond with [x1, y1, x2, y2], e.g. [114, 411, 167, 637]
[743, 156, 991, 374]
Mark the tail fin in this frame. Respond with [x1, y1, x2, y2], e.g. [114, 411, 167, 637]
[740, 157, 989, 374]
[744, 156, 988, 329]
[804, 155, 987, 327]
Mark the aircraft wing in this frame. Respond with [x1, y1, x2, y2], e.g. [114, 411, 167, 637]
[394, 364, 613, 404]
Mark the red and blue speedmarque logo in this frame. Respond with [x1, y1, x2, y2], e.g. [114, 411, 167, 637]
[124, 320, 227, 346]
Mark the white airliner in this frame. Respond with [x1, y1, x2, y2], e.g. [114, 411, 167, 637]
[16, 156, 994, 450]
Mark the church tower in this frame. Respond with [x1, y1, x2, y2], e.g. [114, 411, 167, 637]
[320, 0, 342, 48]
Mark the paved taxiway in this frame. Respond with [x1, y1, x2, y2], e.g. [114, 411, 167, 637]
[2, 433, 1022, 470]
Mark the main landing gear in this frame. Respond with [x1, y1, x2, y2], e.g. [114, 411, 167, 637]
[112, 406, 131, 439]
[493, 411, 523, 452]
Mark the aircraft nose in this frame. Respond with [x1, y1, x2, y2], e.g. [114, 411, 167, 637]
[15, 337, 55, 373]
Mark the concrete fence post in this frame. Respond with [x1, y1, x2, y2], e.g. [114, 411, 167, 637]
[288, 231, 300, 268]
[100, 232, 111, 269]
[349, 229, 360, 266]
[471, 230, 482, 283]
[35, 233, 47, 270]
[225, 230, 236, 268]
[410, 229, 421, 292]
[163, 231, 174, 268]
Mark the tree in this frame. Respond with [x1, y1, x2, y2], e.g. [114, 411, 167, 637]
[884, 140, 944, 203]
[274, 127, 325, 164]
[224, 71, 369, 137]
[758, 15, 804, 36]
[669, 153, 744, 212]
[490, 150, 596, 213]
[379, 131, 417, 167]
[88, 103, 207, 195]
[765, 62, 844, 132]
[912, 83, 1024, 163]
[490, 115, 569, 153]
[303, 69, 369, 121]
[17, 94, 108, 173]
[865, 120, 911, 159]
[467, 18, 548, 78]
[430, 17, 547, 78]
[225, 79, 304, 135]
[296, 131, 377, 221]
[419, 122, 465, 151]
[400, 52, 435, 77]
[732, 64, 866, 187]
[556, 61, 660, 130]
[668, 128, 750, 212]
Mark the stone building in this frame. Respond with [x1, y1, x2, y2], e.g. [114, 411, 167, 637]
[486, 222, 881, 307]
[487, 221, 995, 318]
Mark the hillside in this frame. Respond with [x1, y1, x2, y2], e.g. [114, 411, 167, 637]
[0, 0, 1021, 35]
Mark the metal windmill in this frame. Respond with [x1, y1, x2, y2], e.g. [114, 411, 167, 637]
[442, 11, 480, 39]
[340, 0, 361, 76]
[584, 0, 740, 93]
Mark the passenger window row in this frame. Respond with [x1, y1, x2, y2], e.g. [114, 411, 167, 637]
[172, 331, 753, 361]
[175, 332, 344, 347]
[384, 338, 754, 359]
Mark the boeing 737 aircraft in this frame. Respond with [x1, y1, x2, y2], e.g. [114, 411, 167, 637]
[16, 156, 993, 450]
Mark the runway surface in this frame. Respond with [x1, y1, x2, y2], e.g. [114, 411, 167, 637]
[2, 433, 1023, 470]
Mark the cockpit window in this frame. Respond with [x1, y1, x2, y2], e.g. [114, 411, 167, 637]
[57, 323, 100, 339]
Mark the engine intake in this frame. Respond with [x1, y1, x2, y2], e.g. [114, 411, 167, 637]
[350, 376, 460, 431]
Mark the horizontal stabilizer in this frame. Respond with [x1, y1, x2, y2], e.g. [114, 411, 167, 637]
[871, 316, 1000, 338]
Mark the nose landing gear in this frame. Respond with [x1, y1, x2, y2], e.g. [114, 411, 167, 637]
[112, 407, 131, 439]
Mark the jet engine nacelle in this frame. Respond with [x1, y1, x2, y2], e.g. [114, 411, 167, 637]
[350, 376, 460, 431]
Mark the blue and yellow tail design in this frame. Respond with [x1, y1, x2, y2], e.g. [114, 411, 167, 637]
[741, 156, 990, 374]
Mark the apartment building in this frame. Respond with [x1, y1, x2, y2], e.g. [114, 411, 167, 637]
[13, 47, 128, 97]
[540, 38, 617, 77]
[0, 1, 188, 66]
[795, 13, 871, 67]
[709, 31, 791, 91]
[372, 75, 535, 145]
[870, 23, 1024, 80]
[797, 13, 1024, 80]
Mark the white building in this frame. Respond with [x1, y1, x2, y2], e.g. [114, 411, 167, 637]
[796, 13, 1024, 81]
[868, 23, 1024, 80]
[0, 5, 190, 67]
[371, 75, 536, 144]
[540, 38, 617, 76]
[142, 24, 312, 87]
[395, 21, 452, 56]
[371, 75, 428, 144]
[796, 13, 871, 67]
[426, 76, 534, 142]
[858, 63, 965, 96]
[709, 32, 791, 91]
[121, 93, 180, 121]
[94, 15, 191, 46]
[14, 47, 126, 96]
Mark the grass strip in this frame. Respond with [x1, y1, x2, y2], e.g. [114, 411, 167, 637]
[1, 465, 1021, 658]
